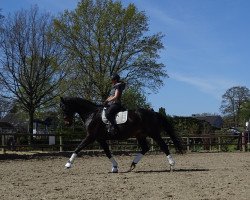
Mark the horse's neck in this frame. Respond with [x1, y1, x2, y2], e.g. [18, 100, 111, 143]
[77, 108, 99, 125]
[76, 100, 98, 122]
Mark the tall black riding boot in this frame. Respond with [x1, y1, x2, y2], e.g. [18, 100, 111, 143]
[110, 124, 119, 135]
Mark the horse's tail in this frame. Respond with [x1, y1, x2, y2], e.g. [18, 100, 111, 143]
[157, 113, 184, 154]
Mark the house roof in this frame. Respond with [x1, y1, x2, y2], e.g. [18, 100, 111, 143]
[192, 115, 223, 128]
[0, 121, 14, 129]
[0, 113, 27, 127]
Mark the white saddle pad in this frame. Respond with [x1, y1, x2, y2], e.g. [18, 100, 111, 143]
[102, 109, 128, 124]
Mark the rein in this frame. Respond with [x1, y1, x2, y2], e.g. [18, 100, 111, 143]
[80, 108, 101, 127]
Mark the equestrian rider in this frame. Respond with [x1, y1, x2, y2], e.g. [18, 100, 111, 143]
[105, 74, 126, 135]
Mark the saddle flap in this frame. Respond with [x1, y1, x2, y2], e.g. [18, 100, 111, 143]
[102, 109, 128, 125]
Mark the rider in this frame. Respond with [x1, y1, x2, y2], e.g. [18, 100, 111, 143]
[105, 73, 126, 135]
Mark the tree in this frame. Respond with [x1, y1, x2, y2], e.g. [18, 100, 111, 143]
[0, 6, 66, 137]
[159, 107, 167, 117]
[239, 101, 250, 123]
[0, 97, 12, 119]
[54, 0, 167, 102]
[0, 9, 3, 20]
[0, 9, 4, 45]
[122, 87, 150, 110]
[220, 86, 250, 126]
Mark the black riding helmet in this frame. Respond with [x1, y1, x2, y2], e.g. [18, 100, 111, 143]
[111, 73, 120, 82]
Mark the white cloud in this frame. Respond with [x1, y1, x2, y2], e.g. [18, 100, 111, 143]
[149, 8, 183, 27]
[171, 72, 236, 99]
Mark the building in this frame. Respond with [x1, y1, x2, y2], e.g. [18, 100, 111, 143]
[0, 113, 27, 133]
[192, 115, 223, 129]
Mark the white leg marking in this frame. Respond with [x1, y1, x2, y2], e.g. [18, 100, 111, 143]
[133, 153, 144, 164]
[110, 157, 118, 173]
[167, 154, 175, 166]
[65, 153, 77, 168]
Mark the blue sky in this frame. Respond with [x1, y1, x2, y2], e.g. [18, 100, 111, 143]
[1, 0, 250, 116]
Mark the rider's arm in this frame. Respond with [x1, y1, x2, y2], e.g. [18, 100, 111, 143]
[106, 89, 120, 102]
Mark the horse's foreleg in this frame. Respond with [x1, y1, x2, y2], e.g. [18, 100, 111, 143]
[65, 152, 77, 168]
[130, 138, 150, 171]
[99, 140, 118, 173]
[65, 136, 95, 169]
[152, 135, 175, 171]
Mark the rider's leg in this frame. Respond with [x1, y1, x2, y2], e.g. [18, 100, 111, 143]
[105, 104, 121, 134]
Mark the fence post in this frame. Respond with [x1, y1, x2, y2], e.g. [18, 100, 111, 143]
[59, 134, 63, 152]
[248, 131, 250, 152]
[209, 137, 212, 151]
[186, 137, 190, 152]
[2, 134, 6, 154]
[218, 137, 221, 152]
[241, 132, 246, 152]
[150, 138, 154, 151]
[193, 139, 196, 151]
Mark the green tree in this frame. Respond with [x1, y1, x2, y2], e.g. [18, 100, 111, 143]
[239, 101, 250, 123]
[122, 87, 150, 110]
[0, 6, 66, 137]
[54, 0, 167, 102]
[172, 116, 213, 136]
[220, 86, 250, 126]
[158, 107, 167, 117]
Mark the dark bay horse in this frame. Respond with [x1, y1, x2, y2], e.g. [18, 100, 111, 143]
[60, 97, 183, 172]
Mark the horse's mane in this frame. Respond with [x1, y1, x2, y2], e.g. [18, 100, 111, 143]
[63, 97, 102, 111]
[64, 97, 99, 106]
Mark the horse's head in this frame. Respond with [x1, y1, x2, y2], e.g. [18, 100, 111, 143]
[60, 97, 74, 126]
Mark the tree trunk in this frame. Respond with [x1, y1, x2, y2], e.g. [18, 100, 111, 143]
[28, 110, 35, 145]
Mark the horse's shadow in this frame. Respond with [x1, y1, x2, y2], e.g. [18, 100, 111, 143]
[118, 168, 209, 174]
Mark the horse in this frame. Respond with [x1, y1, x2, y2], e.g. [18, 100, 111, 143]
[60, 97, 183, 173]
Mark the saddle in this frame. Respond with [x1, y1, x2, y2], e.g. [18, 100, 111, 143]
[101, 108, 128, 125]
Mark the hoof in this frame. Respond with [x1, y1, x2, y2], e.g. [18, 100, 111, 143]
[167, 155, 175, 172]
[170, 165, 174, 172]
[111, 166, 118, 173]
[129, 162, 136, 172]
[65, 162, 72, 169]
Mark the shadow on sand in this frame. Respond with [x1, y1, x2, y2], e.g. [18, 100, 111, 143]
[116, 168, 210, 174]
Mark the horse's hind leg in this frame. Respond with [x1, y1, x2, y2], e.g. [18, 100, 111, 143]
[130, 137, 150, 171]
[99, 140, 118, 173]
[152, 135, 175, 171]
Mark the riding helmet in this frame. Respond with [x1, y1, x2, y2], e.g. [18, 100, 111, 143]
[111, 73, 120, 81]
